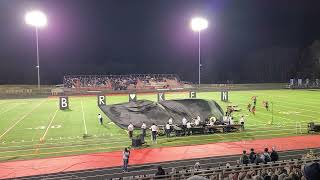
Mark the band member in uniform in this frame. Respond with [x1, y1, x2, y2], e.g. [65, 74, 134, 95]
[247, 104, 252, 112]
[98, 114, 103, 125]
[252, 96, 257, 106]
[165, 122, 171, 138]
[141, 122, 147, 137]
[182, 117, 187, 135]
[240, 115, 245, 131]
[265, 101, 269, 111]
[128, 123, 134, 139]
[168, 117, 173, 125]
[251, 106, 256, 115]
[195, 115, 200, 126]
[150, 123, 158, 144]
[186, 121, 192, 136]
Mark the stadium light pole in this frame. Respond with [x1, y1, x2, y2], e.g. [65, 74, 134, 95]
[190, 17, 208, 87]
[25, 10, 47, 89]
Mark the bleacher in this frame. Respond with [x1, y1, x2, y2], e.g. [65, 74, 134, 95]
[20, 148, 320, 180]
[63, 74, 183, 91]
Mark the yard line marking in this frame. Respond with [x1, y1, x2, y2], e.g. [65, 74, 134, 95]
[0, 103, 21, 116]
[248, 91, 320, 109]
[81, 99, 88, 135]
[0, 130, 300, 157]
[41, 109, 59, 141]
[0, 101, 8, 106]
[214, 133, 225, 139]
[0, 127, 305, 153]
[230, 95, 318, 123]
[0, 99, 47, 140]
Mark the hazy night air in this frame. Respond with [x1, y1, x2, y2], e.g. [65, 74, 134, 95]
[1, 0, 320, 84]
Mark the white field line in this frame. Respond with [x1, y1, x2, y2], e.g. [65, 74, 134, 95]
[235, 102, 296, 123]
[247, 92, 320, 115]
[41, 109, 59, 140]
[0, 144, 127, 160]
[233, 96, 318, 123]
[0, 99, 47, 140]
[81, 99, 88, 135]
[250, 91, 320, 108]
[0, 103, 21, 116]
[0, 101, 9, 106]
[0, 122, 309, 147]
[0, 127, 306, 154]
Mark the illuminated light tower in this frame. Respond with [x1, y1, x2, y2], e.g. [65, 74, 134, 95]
[25, 10, 47, 89]
[190, 17, 208, 86]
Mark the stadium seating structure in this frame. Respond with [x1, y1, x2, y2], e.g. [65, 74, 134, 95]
[63, 74, 182, 90]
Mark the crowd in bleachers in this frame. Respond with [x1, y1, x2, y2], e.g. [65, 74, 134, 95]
[63, 74, 181, 90]
[115, 149, 320, 180]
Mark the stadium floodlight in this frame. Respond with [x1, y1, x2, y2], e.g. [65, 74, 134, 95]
[191, 17, 208, 32]
[25, 10, 47, 89]
[190, 17, 208, 86]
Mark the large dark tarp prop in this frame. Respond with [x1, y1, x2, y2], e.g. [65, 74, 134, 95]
[99, 99, 224, 129]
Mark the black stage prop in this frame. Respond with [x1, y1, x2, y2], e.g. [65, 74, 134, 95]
[100, 99, 224, 129]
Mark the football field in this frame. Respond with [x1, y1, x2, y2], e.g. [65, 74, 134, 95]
[0, 89, 319, 162]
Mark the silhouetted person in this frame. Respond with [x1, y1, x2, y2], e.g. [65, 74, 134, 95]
[270, 147, 279, 161]
[155, 165, 166, 178]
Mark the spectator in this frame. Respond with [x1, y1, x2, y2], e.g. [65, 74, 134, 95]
[270, 147, 279, 162]
[155, 165, 166, 176]
[194, 162, 201, 171]
[255, 153, 264, 164]
[264, 148, 271, 163]
[264, 175, 271, 180]
[250, 148, 257, 163]
[122, 147, 130, 172]
[187, 175, 209, 180]
[303, 162, 320, 180]
[271, 174, 278, 180]
[240, 150, 250, 164]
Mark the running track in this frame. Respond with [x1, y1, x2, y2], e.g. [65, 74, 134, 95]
[0, 135, 320, 179]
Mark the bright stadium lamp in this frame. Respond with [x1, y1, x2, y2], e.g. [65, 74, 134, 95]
[25, 11, 47, 27]
[25, 10, 47, 89]
[190, 17, 208, 86]
[191, 17, 208, 32]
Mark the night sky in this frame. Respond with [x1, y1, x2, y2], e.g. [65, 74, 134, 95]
[1, 0, 320, 84]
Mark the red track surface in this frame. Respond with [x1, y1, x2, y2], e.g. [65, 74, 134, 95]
[0, 135, 320, 179]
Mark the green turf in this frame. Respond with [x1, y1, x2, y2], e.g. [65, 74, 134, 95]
[0, 89, 319, 162]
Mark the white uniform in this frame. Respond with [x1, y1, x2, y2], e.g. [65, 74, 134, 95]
[166, 124, 171, 130]
[187, 122, 192, 129]
[182, 117, 187, 125]
[195, 117, 200, 126]
[141, 123, 146, 129]
[229, 118, 234, 125]
[168, 118, 173, 125]
[210, 117, 216, 125]
[151, 125, 158, 132]
[128, 124, 134, 131]
[223, 116, 228, 122]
